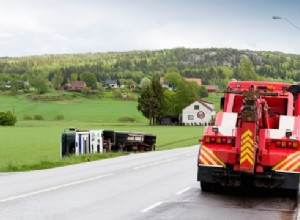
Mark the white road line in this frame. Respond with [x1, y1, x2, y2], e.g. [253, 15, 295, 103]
[0, 173, 114, 203]
[133, 158, 177, 170]
[176, 187, 191, 195]
[141, 201, 164, 213]
[186, 153, 196, 157]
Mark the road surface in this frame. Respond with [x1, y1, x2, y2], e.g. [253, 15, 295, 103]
[0, 146, 298, 220]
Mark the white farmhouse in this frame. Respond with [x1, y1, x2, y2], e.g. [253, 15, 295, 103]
[182, 99, 215, 125]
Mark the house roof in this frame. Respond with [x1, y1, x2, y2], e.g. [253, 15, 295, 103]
[105, 79, 118, 84]
[183, 99, 214, 111]
[197, 99, 214, 111]
[69, 81, 86, 87]
[204, 85, 218, 90]
[184, 78, 202, 86]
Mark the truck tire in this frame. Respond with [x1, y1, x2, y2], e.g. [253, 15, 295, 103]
[115, 132, 128, 151]
[146, 145, 155, 151]
[103, 130, 115, 151]
[151, 145, 155, 151]
[200, 181, 213, 192]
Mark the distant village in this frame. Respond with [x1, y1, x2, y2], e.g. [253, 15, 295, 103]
[2, 77, 218, 126]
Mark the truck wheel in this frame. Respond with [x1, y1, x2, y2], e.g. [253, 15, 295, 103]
[114, 132, 128, 151]
[103, 130, 115, 145]
[286, 189, 298, 198]
[200, 182, 213, 192]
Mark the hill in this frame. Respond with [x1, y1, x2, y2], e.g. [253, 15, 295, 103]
[1, 48, 300, 90]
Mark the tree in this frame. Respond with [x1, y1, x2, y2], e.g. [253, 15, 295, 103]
[10, 79, 19, 95]
[138, 85, 155, 125]
[30, 75, 49, 94]
[239, 58, 259, 81]
[151, 76, 165, 122]
[137, 77, 164, 125]
[163, 89, 176, 115]
[71, 73, 79, 81]
[199, 85, 208, 98]
[164, 69, 182, 89]
[140, 77, 151, 91]
[52, 69, 64, 88]
[233, 67, 239, 80]
[174, 80, 199, 115]
[97, 82, 105, 96]
[81, 72, 97, 89]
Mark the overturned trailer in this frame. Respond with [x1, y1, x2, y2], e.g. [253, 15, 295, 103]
[61, 128, 156, 157]
[116, 132, 156, 151]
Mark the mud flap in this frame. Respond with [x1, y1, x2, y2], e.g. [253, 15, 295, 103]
[197, 165, 225, 183]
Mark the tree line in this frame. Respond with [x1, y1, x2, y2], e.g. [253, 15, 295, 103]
[0, 48, 300, 94]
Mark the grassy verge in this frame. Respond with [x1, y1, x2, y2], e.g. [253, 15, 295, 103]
[3, 152, 129, 172]
[0, 123, 203, 172]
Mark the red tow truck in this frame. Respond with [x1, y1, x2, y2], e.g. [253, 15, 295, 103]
[197, 81, 300, 194]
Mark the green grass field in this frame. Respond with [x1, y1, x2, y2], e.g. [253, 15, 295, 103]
[0, 94, 147, 122]
[0, 93, 206, 171]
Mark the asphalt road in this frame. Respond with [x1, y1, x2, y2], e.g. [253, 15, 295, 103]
[0, 145, 298, 220]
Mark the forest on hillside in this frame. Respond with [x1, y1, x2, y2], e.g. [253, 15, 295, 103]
[0, 48, 300, 91]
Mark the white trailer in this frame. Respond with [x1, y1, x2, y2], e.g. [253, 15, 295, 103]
[89, 130, 103, 153]
[75, 131, 90, 155]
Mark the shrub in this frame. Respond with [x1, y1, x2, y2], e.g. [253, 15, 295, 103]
[118, 116, 136, 123]
[0, 111, 17, 126]
[34, 115, 44, 120]
[54, 115, 65, 120]
[23, 115, 33, 120]
[81, 87, 91, 97]
[126, 94, 137, 101]
[112, 89, 122, 98]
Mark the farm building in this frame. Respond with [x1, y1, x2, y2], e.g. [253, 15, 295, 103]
[159, 115, 179, 125]
[105, 79, 119, 88]
[182, 99, 215, 125]
[184, 78, 202, 86]
[204, 85, 219, 93]
[64, 81, 87, 91]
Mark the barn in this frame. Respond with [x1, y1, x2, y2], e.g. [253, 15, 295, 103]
[182, 99, 215, 125]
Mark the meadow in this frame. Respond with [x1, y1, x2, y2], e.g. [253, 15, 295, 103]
[0, 92, 210, 171]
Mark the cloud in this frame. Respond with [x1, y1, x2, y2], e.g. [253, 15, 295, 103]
[0, 0, 299, 56]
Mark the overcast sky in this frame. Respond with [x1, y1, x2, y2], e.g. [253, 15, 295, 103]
[0, 0, 299, 57]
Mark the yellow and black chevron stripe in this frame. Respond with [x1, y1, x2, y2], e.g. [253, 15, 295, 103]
[240, 129, 255, 166]
[272, 151, 300, 172]
[199, 145, 226, 168]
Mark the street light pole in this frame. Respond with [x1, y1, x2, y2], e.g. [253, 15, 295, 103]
[272, 16, 300, 31]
